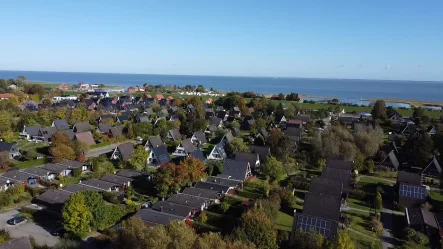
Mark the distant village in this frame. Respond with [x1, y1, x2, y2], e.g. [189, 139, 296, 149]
[0, 78, 443, 249]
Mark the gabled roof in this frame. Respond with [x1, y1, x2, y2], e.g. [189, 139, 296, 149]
[116, 169, 144, 179]
[168, 129, 182, 141]
[206, 176, 241, 188]
[116, 143, 135, 161]
[101, 174, 132, 185]
[320, 168, 352, 190]
[284, 127, 302, 139]
[180, 139, 195, 153]
[152, 146, 171, 165]
[148, 136, 164, 148]
[74, 131, 96, 146]
[192, 131, 207, 144]
[73, 122, 91, 133]
[222, 159, 250, 181]
[209, 142, 227, 160]
[40, 163, 69, 173]
[302, 192, 342, 222]
[22, 167, 53, 177]
[233, 106, 241, 112]
[138, 116, 150, 123]
[326, 159, 353, 171]
[135, 208, 183, 225]
[209, 117, 222, 126]
[194, 181, 231, 193]
[36, 189, 72, 205]
[53, 119, 69, 130]
[152, 201, 194, 218]
[398, 171, 422, 186]
[422, 155, 442, 177]
[24, 125, 41, 136]
[309, 178, 343, 198]
[61, 129, 75, 140]
[235, 152, 259, 168]
[38, 127, 57, 139]
[98, 123, 111, 133]
[249, 145, 271, 162]
[167, 193, 208, 208]
[57, 160, 85, 169]
[145, 108, 155, 115]
[0, 142, 16, 152]
[224, 131, 234, 144]
[109, 126, 123, 137]
[407, 208, 439, 229]
[80, 178, 118, 191]
[0, 237, 33, 249]
[0, 170, 34, 182]
[379, 150, 400, 169]
[260, 128, 268, 138]
[295, 114, 311, 123]
[182, 187, 220, 200]
[189, 150, 206, 162]
[62, 183, 100, 193]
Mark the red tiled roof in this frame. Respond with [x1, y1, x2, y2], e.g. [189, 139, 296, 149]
[167, 96, 174, 100]
[156, 94, 165, 100]
[0, 93, 14, 99]
[146, 94, 152, 98]
[287, 119, 303, 124]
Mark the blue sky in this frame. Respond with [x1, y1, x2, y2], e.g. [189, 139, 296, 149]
[0, 0, 442, 81]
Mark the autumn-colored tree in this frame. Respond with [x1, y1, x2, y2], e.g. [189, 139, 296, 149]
[292, 229, 324, 249]
[50, 132, 76, 162]
[0, 152, 12, 172]
[73, 140, 90, 157]
[154, 163, 189, 197]
[267, 129, 283, 152]
[180, 157, 207, 183]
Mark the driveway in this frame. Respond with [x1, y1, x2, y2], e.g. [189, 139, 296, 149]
[86, 144, 119, 158]
[0, 209, 59, 247]
[381, 209, 396, 249]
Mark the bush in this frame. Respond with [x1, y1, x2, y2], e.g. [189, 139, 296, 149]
[405, 228, 429, 245]
[20, 206, 37, 215]
[26, 186, 44, 198]
[342, 214, 353, 227]
[394, 202, 406, 212]
[199, 212, 208, 224]
[371, 217, 383, 235]
[0, 229, 11, 243]
[72, 168, 82, 178]
[102, 192, 120, 204]
[221, 202, 230, 213]
[350, 189, 366, 200]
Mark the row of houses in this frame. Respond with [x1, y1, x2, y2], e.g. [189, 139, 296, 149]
[290, 159, 353, 241]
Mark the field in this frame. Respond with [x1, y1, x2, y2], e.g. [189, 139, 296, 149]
[275, 211, 294, 231]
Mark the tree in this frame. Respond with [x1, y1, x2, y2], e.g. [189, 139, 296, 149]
[292, 229, 324, 249]
[405, 134, 434, 167]
[0, 152, 12, 172]
[227, 137, 248, 156]
[260, 157, 285, 184]
[353, 126, 384, 158]
[180, 157, 206, 183]
[412, 107, 425, 119]
[24, 84, 45, 96]
[234, 205, 278, 249]
[154, 119, 169, 138]
[0, 111, 12, 136]
[133, 122, 153, 139]
[221, 202, 230, 213]
[62, 193, 93, 236]
[154, 163, 189, 197]
[50, 132, 76, 162]
[129, 146, 149, 170]
[331, 231, 355, 249]
[375, 191, 383, 212]
[73, 140, 90, 158]
[371, 100, 387, 120]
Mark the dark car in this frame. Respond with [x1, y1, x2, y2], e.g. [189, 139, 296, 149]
[7, 216, 27, 225]
[50, 227, 65, 236]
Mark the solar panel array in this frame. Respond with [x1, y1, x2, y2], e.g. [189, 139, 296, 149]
[296, 215, 332, 237]
[399, 184, 427, 199]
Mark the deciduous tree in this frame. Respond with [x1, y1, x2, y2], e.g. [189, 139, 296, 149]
[227, 137, 248, 156]
[371, 100, 387, 120]
[260, 157, 285, 184]
[180, 157, 206, 183]
[62, 193, 93, 236]
[129, 146, 149, 170]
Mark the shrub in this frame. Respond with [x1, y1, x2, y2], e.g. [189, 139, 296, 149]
[350, 189, 366, 200]
[342, 214, 353, 227]
[199, 212, 208, 224]
[221, 202, 230, 213]
[26, 186, 44, 198]
[20, 206, 37, 215]
[371, 217, 383, 235]
[72, 168, 82, 178]
[102, 192, 120, 204]
[394, 202, 406, 212]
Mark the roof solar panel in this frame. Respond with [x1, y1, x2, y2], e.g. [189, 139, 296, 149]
[399, 184, 427, 200]
[296, 215, 332, 237]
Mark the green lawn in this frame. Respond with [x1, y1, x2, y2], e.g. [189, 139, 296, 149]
[343, 210, 376, 237]
[429, 190, 443, 201]
[275, 211, 294, 232]
[350, 232, 382, 249]
[359, 176, 394, 186]
[16, 140, 49, 151]
[14, 158, 47, 169]
[348, 198, 371, 211]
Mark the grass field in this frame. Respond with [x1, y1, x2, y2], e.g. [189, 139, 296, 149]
[343, 210, 375, 237]
[275, 211, 294, 232]
[14, 158, 47, 169]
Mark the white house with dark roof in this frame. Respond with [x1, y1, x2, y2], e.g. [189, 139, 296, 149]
[111, 143, 135, 161]
[173, 139, 195, 157]
[167, 129, 182, 141]
[207, 142, 227, 160]
[191, 131, 207, 146]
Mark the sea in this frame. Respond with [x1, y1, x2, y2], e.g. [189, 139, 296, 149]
[0, 70, 442, 103]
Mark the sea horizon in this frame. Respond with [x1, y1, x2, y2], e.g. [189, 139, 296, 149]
[0, 69, 442, 103]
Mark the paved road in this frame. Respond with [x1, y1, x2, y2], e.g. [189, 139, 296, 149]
[381, 209, 395, 249]
[0, 210, 59, 247]
[86, 144, 120, 158]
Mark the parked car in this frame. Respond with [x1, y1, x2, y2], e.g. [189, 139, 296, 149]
[7, 216, 27, 225]
[50, 226, 65, 236]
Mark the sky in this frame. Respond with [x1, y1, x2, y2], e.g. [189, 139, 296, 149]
[0, 0, 442, 81]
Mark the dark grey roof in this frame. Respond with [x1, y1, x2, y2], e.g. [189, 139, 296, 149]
[0, 237, 33, 249]
[379, 150, 400, 169]
[326, 159, 353, 171]
[0, 170, 34, 182]
[209, 117, 222, 126]
[116, 169, 143, 178]
[40, 163, 69, 173]
[309, 178, 343, 198]
[194, 181, 231, 193]
[152, 201, 194, 218]
[398, 171, 422, 186]
[100, 114, 114, 120]
[61, 129, 75, 140]
[73, 122, 91, 132]
[167, 193, 208, 208]
[57, 160, 85, 169]
[189, 150, 206, 162]
[181, 139, 195, 153]
[149, 136, 164, 148]
[222, 159, 250, 181]
[117, 143, 135, 161]
[206, 176, 241, 187]
[36, 189, 72, 205]
[320, 168, 352, 190]
[193, 131, 207, 144]
[109, 126, 123, 137]
[248, 146, 271, 162]
[0, 142, 16, 152]
[407, 208, 439, 229]
[209, 142, 227, 160]
[101, 174, 132, 185]
[38, 127, 57, 139]
[295, 114, 311, 123]
[22, 167, 53, 177]
[232, 127, 241, 137]
[302, 192, 342, 222]
[235, 152, 258, 169]
[80, 178, 118, 191]
[24, 125, 41, 137]
[138, 116, 150, 123]
[168, 129, 182, 141]
[145, 108, 155, 115]
[152, 146, 171, 165]
[135, 209, 183, 225]
[181, 187, 221, 200]
[62, 184, 100, 193]
[422, 155, 442, 177]
[284, 127, 302, 139]
[260, 128, 268, 138]
[224, 131, 234, 144]
[53, 119, 69, 130]
[118, 113, 131, 122]
[98, 123, 111, 133]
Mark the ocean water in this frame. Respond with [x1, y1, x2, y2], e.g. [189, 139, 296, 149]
[0, 70, 442, 102]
